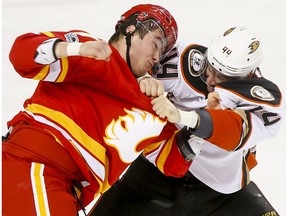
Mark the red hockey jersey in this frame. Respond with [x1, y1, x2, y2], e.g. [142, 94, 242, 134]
[8, 30, 189, 206]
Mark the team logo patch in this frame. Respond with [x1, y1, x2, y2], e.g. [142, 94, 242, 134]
[248, 41, 260, 54]
[223, 27, 236, 36]
[64, 32, 79, 43]
[250, 85, 274, 101]
[188, 49, 206, 77]
[104, 108, 165, 163]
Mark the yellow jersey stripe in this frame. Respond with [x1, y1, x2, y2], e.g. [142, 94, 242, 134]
[56, 57, 68, 82]
[155, 133, 176, 173]
[25, 103, 106, 164]
[42, 32, 55, 37]
[30, 163, 51, 216]
[33, 65, 50, 80]
[40, 31, 69, 82]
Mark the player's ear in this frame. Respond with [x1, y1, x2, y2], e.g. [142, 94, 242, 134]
[126, 25, 136, 35]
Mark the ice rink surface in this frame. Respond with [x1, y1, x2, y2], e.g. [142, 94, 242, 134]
[2, 0, 286, 215]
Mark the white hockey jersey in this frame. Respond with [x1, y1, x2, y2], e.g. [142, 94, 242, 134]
[152, 41, 208, 110]
[148, 40, 284, 194]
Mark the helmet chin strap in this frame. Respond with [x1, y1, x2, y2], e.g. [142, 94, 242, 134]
[125, 32, 133, 71]
[200, 73, 215, 91]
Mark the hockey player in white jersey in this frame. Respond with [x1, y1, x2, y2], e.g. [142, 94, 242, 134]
[90, 26, 284, 216]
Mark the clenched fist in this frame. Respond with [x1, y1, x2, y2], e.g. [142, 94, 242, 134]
[151, 95, 180, 123]
[139, 77, 164, 97]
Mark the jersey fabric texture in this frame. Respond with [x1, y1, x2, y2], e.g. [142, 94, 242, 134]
[148, 41, 284, 193]
[90, 40, 283, 215]
[3, 30, 190, 215]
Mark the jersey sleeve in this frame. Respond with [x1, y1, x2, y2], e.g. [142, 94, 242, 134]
[9, 30, 102, 83]
[144, 123, 192, 177]
[196, 102, 284, 151]
[204, 109, 247, 151]
[209, 75, 284, 151]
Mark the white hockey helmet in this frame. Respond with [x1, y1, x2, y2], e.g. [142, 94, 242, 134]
[207, 26, 263, 77]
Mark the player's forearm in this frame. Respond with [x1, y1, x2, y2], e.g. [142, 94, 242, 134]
[37, 39, 112, 64]
[35, 39, 82, 64]
[176, 109, 243, 161]
[55, 42, 83, 58]
[54, 41, 68, 58]
[151, 95, 242, 146]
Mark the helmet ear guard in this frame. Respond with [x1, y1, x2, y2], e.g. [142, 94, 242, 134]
[207, 26, 263, 77]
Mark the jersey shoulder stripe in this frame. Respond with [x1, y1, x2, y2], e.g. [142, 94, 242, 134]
[218, 77, 282, 106]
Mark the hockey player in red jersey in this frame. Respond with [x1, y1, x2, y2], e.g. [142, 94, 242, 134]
[2, 4, 189, 216]
[90, 26, 284, 215]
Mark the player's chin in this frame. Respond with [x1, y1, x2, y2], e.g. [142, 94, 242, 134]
[144, 61, 154, 72]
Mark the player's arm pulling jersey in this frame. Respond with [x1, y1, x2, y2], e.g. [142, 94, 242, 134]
[146, 41, 208, 169]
